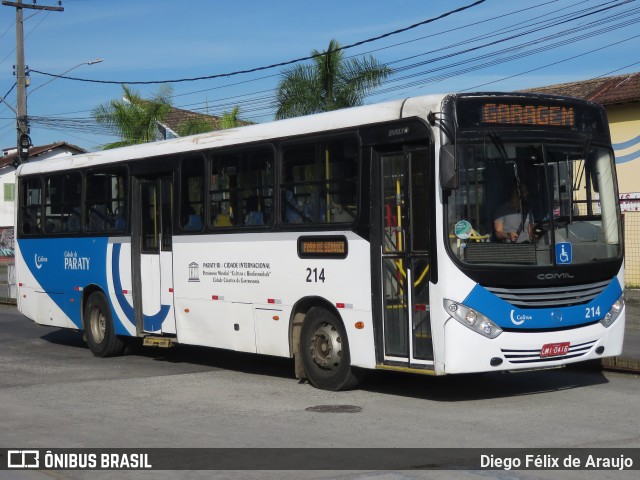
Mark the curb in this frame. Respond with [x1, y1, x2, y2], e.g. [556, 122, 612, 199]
[601, 356, 640, 374]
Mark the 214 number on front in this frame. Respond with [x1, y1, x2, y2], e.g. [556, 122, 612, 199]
[306, 267, 325, 283]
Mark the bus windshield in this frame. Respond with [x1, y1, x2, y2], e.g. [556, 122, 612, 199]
[446, 138, 621, 267]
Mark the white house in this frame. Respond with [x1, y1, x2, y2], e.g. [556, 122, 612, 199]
[0, 142, 86, 262]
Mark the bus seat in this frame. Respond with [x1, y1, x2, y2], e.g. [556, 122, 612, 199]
[184, 214, 203, 231]
[89, 204, 112, 231]
[245, 210, 264, 226]
[214, 214, 232, 227]
[115, 212, 127, 231]
[67, 212, 81, 232]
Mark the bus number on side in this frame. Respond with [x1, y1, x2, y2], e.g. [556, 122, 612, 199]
[306, 268, 325, 283]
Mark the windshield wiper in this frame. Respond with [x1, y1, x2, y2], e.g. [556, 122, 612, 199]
[488, 132, 509, 160]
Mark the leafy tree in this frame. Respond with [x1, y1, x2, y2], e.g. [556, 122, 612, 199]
[176, 116, 216, 137]
[220, 106, 243, 129]
[93, 84, 173, 149]
[275, 39, 392, 119]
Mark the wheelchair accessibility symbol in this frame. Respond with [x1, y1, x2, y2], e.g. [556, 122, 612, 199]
[555, 242, 572, 264]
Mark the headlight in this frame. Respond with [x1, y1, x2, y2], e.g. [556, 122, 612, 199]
[443, 299, 503, 339]
[600, 294, 625, 328]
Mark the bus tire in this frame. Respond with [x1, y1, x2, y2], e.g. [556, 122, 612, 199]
[300, 307, 360, 391]
[84, 291, 125, 358]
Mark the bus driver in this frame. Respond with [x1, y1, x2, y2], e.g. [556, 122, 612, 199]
[493, 184, 534, 243]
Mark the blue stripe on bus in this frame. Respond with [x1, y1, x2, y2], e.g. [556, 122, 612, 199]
[19, 238, 171, 335]
[111, 242, 170, 331]
[19, 237, 110, 330]
[462, 277, 622, 330]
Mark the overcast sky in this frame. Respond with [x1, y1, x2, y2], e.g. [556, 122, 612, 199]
[0, 0, 638, 151]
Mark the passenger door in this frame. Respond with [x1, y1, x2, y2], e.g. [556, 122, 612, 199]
[377, 147, 433, 364]
[132, 174, 176, 335]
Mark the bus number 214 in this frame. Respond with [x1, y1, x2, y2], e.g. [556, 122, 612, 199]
[306, 268, 325, 283]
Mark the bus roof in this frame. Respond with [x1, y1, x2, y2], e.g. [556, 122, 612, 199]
[17, 94, 447, 176]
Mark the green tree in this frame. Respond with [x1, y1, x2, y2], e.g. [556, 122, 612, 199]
[93, 84, 173, 149]
[219, 106, 243, 129]
[275, 39, 392, 119]
[176, 116, 216, 137]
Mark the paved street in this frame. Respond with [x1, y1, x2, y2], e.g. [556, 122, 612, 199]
[0, 304, 639, 479]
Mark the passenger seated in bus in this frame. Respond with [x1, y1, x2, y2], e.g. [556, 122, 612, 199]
[493, 184, 534, 243]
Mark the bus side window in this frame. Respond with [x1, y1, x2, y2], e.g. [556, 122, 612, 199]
[210, 147, 274, 228]
[281, 137, 358, 225]
[180, 155, 205, 232]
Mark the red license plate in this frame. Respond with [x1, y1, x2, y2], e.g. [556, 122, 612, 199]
[540, 342, 570, 358]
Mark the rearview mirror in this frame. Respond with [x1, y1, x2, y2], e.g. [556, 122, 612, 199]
[440, 144, 458, 190]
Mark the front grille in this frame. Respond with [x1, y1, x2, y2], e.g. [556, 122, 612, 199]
[501, 340, 596, 364]
[486, 280, 609, 308]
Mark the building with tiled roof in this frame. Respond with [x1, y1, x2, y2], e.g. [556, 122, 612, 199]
[158, 106, 252, 140]
[522, 72, 640, 192]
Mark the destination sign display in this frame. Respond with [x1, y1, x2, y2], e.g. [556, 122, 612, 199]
[297, 236, 348, 258]
[481, 103, 574, 127]
[455, 97, 607, 135]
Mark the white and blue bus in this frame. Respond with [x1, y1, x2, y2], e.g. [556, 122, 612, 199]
[15, 93, 625, 390]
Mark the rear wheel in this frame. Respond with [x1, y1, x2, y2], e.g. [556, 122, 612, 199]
[84, 291, 125, 357]
[300, 307, 360, 391]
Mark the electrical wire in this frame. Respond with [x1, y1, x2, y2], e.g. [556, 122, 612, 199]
[28, 0, 487, 85]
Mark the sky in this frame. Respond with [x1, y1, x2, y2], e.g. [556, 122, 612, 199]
[0, 0, 638, 152]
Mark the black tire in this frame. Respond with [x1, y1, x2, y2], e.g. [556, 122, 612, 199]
[84, 291, 125, 357]
[300, 307, 361, 391]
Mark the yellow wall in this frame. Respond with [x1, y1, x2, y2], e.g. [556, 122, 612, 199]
[607, 103, 640, 194]
[607, 103, 640, 286]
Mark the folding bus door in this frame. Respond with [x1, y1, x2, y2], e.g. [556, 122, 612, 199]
[132, 174, 176, 335]
[377, 147, 433, 365]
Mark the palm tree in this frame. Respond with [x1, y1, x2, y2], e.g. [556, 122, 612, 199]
[275, 39, 391, 119]
[219, 106, 243, 129]
[176, 116, 216, 137]
[93, 84, 173, 149]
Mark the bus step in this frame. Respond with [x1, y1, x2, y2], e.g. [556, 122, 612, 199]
[143, 337, 174, 348]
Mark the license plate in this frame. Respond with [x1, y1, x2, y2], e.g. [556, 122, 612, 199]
[540, 342, 570, 358]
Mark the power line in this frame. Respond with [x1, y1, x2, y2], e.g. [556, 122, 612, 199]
[459, 33, 640, 91]
[29, 0, 486, 85]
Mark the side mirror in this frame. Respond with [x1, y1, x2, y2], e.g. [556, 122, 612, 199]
[440, 144, 458, 190]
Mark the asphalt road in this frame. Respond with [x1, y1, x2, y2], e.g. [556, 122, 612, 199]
[1, 305, 639, 480]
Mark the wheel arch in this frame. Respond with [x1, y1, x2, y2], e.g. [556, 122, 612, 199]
[80, 284, 107, 331]
[289, 296, 345, 380]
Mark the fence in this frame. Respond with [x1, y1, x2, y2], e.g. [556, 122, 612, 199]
[622, 196, 640, 288]
[0, 262, 16, 304]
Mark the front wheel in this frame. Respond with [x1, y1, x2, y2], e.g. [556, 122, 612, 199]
[84, 291, 125, 357]
[300, 307, 360, 391]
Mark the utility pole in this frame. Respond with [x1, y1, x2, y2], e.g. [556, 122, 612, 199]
[2, 0, 63, 164]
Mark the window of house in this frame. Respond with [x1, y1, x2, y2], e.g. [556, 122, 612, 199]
[3, 183, 15, 202]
